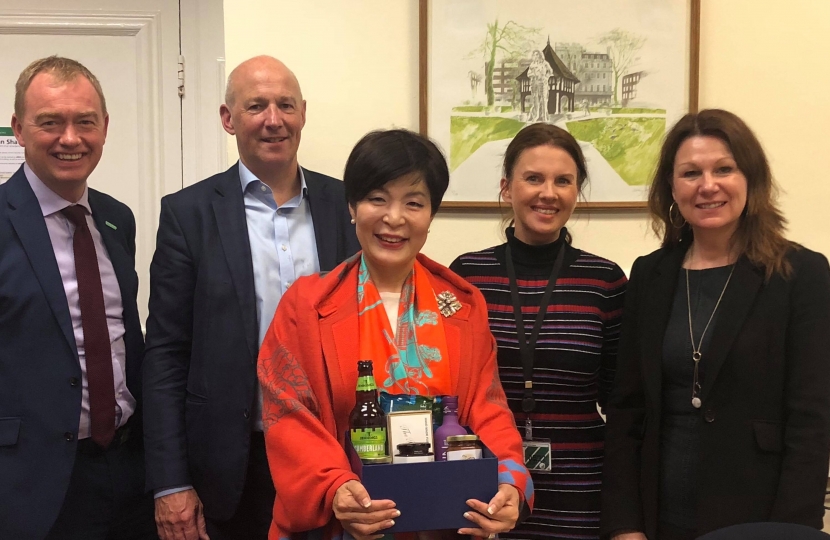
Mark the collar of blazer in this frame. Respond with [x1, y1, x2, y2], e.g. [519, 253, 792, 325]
[208, 163, 345, 360]
[211, 165, 259, 360]
[639, 242, 764, 408]
[6, 168, 77, 356]
[302, 170, 339, 273]
[236, 163, 342, 272]
[5, 167, 137, 362]
[88, 189, 137, 333]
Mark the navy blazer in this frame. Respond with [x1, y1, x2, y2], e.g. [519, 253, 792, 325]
[601, 242, 830, 539]
[0, 166, 144, 540]
[142, 163, 359, 520]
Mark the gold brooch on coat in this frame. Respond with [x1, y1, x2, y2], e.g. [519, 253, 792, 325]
[436, 291, 462, 317]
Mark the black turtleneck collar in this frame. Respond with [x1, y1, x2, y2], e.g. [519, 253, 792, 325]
[505, 226, 566, 270]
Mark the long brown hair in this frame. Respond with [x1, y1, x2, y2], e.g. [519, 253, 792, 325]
[648, 109, 791, 279]
[500, 123, 588, 244]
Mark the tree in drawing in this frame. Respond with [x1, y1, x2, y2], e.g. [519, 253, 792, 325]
[468, 18, 541, 107]
[468, 70, 482, 101]
[598, 28, 646, 105]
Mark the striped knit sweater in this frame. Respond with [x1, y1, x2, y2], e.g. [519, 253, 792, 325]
[450, 228, 627, 540]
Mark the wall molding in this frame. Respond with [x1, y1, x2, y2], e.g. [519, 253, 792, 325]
[0, 11, 159, 36]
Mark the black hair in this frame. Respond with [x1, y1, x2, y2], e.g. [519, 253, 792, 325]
[344, 129, 449, 215]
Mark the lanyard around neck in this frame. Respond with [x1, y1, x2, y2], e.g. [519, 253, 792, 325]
[505, 242, 567, 413]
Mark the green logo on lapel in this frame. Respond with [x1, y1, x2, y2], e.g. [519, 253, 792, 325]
[105, 221, 117, 230]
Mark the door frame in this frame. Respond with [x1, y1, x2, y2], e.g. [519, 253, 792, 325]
[180, 0, 228, 187]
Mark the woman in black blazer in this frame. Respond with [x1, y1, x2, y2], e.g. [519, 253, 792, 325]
[601, 109, 830, 540]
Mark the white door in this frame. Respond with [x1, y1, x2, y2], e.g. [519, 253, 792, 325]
[0, 1, 184, 322]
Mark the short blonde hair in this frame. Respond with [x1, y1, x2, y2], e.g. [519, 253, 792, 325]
[15, 56, 107, 118]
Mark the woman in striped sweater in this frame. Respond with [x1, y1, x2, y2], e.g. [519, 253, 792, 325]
[451, 123, 627, 540]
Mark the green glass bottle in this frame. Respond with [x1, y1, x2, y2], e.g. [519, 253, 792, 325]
[349, 360, 388, 459]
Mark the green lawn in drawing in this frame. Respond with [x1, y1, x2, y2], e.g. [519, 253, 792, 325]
[452, 105, 515, 113]
[565, 117, 665, 186]
[450, 116, 525, 171]
[605, 107, 666, 114]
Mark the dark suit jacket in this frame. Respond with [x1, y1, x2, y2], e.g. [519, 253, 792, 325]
[601, 242, 830, 539]
[0, 166, 144, 540]
[142, 163, 359, 520]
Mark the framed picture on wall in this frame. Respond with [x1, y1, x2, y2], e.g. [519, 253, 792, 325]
[419, 0, 701, 209]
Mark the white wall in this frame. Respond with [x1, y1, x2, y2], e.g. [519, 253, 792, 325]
[697, 1, 830, 260]
[224, 0, 830, 272]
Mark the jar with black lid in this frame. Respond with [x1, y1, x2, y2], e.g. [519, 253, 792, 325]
[393, 442, 434, 464]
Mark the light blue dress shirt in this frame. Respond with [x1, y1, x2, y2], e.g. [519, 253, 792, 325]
[239, 160, 320, 431]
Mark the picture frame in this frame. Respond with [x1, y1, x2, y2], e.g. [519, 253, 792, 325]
[419, 0, 701, 210]
[387, 410, 435, 461]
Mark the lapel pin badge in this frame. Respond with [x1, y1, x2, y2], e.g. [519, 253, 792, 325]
[436, 291, 462, 317]
[105, 221, 117, 230]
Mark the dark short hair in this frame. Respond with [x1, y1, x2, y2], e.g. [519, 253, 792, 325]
[648, 108, 790, 278]
[344, 129, 449, 215]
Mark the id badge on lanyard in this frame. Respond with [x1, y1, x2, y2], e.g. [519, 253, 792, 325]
[523, 438, 552, 471]
[506, 243, 566, 473]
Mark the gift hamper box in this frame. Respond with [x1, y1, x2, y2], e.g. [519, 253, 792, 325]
[345, 436, 498, 533]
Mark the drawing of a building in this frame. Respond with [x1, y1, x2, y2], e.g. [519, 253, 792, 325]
[485, 59, 531, 105]
[555, 43, 614, 105]
[621, 71, 644, 104]
[516, 38, 580, 115]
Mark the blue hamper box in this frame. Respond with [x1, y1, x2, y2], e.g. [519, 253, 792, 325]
[346, 438, 498, 533]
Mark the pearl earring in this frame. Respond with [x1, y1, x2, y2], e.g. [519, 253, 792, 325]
[350, 218, 356, 224]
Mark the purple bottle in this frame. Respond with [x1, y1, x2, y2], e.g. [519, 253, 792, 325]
[434, 396, 467, 461]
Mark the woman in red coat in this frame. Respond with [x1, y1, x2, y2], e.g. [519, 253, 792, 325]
[257, 129, 533, 540]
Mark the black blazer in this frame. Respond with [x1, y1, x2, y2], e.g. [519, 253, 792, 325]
[601, 242, 830, 539]
[0, 166, 144, 540]
[142, 163, 359, 520]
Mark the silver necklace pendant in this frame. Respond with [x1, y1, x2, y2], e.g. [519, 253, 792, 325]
[686, 264, 735, 415]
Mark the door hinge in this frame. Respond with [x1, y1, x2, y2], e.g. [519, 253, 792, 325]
[177, 55, 185, 97]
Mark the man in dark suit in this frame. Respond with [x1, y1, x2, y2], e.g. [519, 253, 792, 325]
[0, 56, 155, 539]
[143, 55, 359, 540]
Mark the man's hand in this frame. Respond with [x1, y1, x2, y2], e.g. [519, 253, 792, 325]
[612, 533, 647, 540]
[333, 480, 398, 540]
[155, 489, 209, 540]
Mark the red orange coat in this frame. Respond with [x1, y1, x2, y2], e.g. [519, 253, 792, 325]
[258, 253, 533, 539]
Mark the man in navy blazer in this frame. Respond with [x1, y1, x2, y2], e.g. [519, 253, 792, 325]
[0, 57, 155, 539]
[143, 55, 359, 540]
